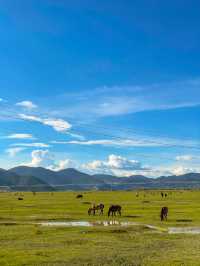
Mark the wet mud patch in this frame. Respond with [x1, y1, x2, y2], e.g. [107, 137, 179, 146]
[0, 222, 18, 226]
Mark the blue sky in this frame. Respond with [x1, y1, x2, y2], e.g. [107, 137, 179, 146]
[0, 0, 200, 177]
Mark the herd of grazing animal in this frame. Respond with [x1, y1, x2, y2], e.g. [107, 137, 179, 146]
[16, 192, 168, 221]
[83, 191, 169, 220]
[87, 202, 167, 220]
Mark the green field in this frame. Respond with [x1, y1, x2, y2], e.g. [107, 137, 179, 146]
[0, 190, 200, 266]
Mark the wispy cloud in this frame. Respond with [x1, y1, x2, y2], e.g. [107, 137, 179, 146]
[19, 114, 72, 132]
[43, 79, 200, 119]
[16, 101, 37, 109]
[175, 154, 200, 161]
[11, 143, 50, 148]
[51, 136, 199, 149]
[6, 147, 26, 157]
[4, 133, 35, 140]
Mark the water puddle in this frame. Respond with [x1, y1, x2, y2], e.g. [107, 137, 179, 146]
[38, 221, 138, 227]
[168, 227, 200, 234]
[38, 221, 200, 234]
[38, 220, 162, 232]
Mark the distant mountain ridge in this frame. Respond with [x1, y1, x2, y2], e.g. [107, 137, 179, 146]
[0, 168, 53, 191]
[0, 166, 199, 191]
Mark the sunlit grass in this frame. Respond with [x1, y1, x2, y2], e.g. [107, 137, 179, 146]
[0, 190, 200, 265]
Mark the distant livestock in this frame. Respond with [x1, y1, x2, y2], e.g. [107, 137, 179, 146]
[160, 207, 168, 221]
[18, 197, 23, 201]
[76, 194, 83, 199]
[108, 205, 122, 217]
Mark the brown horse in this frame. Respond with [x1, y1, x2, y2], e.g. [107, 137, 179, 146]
[88, 203, 104, 216]
[108, 205, 122, 217]
[160, 207, 168, 221]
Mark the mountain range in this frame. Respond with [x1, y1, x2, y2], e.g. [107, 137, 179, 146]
[0, 166, 200, 191]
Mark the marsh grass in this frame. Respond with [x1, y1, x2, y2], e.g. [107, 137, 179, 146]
[0, 190, 200, 265]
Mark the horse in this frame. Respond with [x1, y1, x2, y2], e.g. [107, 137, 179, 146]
[160, 207, 168, 221]
[96, 203, 104, 215]
[108, 205, 122, 217]
[76, 194, 83, 199]
[88, 203, 104, 216]
[18, 197, 23, 201]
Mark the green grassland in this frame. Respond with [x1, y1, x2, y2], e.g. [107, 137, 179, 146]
[0, 190, 200, 266]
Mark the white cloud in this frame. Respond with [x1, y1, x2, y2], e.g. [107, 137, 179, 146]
[25, 150, 53, 167]
[82, 154, 148, 176]
[16, 101, 37, 109]
[11, 143, 50, 148]
[6, 147, 26, 157]
[19, 114, 72, 133]
[175, 155, 200, 161]
[5, 133, 35, 140]
[170, 166, 196, 176]
[175, 155, 194, 161]
[49, 159, 75, 171]
[24, 149, 74, 170]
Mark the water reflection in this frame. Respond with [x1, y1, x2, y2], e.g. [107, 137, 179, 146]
[39, 220, 137, 227]
[38, 221, 200, 234]
[169, 227, 200, 234]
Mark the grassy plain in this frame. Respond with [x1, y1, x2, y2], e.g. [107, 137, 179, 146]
[0, 190, 200, 266]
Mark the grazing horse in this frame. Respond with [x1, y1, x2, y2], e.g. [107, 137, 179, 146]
[76, 194, 83, 199]
[88, 203, 104, 216]
[18, 197, 23, 200]
[160, 207, 168, 221]
[108, 205, 122, 217]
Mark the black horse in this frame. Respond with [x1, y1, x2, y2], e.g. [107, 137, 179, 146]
[108, 205, 122, 217]
[160, 207, 168, 221]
